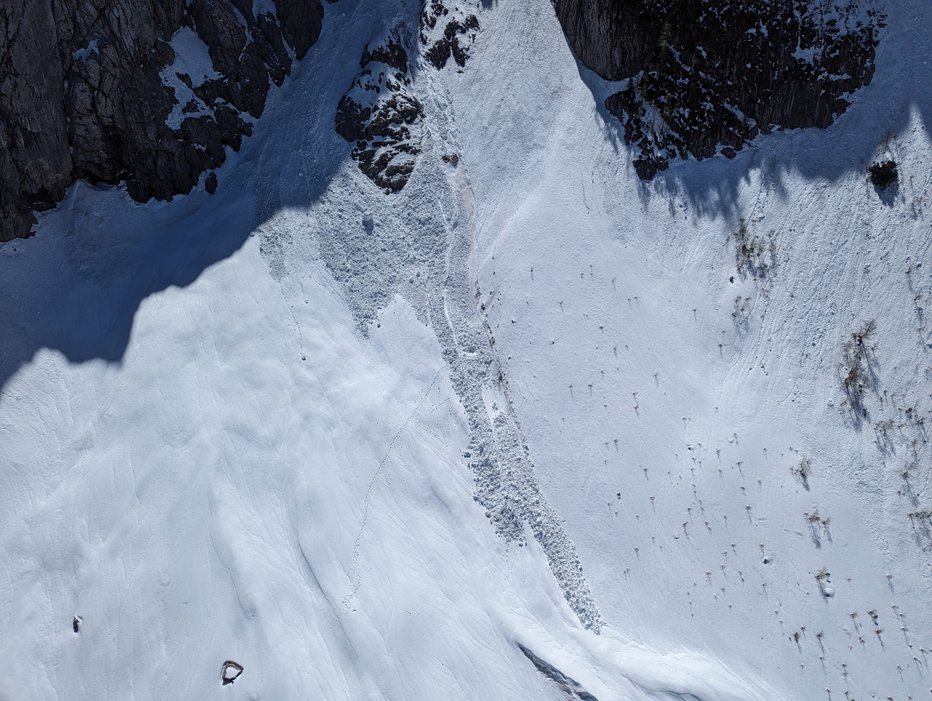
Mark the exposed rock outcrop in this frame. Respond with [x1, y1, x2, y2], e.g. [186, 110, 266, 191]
[0, 0, 325, 241]
[420, 0, 480, 70]
[334, 2, 483, 192]
[335, 25, 424, 192]
[553, 0, 885, 179]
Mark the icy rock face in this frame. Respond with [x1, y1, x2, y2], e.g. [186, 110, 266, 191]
[335, 26, 424, 192]
[553, 0, 885, 179]
[0, 0, 323, 242]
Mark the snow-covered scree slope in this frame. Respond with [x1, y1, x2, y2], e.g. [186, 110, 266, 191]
[0, 1, 929, 701]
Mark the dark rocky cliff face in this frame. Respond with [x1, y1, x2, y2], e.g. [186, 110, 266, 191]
[553, 0, 885, 179]
[0, 0, 324, 241]
[1, 0, 886, 240]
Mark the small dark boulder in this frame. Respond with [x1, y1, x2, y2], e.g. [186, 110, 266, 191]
[221, 660, 244, 685]
[868, 160, 898, 189]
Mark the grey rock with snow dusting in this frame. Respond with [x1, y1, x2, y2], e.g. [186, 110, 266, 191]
[553, 0, 885, 179]
[0, 0, 324, 241]
[335, 25, 424, 192]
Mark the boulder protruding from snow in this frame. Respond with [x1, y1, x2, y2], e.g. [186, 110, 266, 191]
[868, 160, 898, 189]
[220, 660, 243, 686]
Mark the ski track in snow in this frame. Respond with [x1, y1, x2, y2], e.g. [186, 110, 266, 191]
[343, 366, 444, 609]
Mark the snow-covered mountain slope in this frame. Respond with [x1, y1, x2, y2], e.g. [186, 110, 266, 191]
[1, 0, 930, 700]
[452, 1, 932, 699]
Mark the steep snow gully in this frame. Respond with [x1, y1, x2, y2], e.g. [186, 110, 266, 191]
[1, 0, 931, 700]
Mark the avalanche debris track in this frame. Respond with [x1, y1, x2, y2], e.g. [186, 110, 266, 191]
[287, 15, 602, 630]
[429, 90, 602, 631]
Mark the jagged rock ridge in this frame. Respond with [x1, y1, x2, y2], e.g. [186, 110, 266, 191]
[517, 644, 600, 701]
[553, 0, 885, 179]
[0, 0, 324, 242]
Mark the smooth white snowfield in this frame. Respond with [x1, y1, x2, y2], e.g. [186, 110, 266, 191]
[1, 0, 930, 700]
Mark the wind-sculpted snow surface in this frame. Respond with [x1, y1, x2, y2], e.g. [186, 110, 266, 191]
[450, 1, 932, 699]
[1, 0, 930, 699]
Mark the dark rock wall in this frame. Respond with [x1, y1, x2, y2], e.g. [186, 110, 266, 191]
[1, 0, 887, 240]
[553, 0, 659, 81]
[0, 0, 324, 241]
[553, 0, 885, 179]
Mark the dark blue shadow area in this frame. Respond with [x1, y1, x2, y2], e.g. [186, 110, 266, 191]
[0, 181, 252, 382]
[0, 0, 419, 394]
[568, 0, 931, 222]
